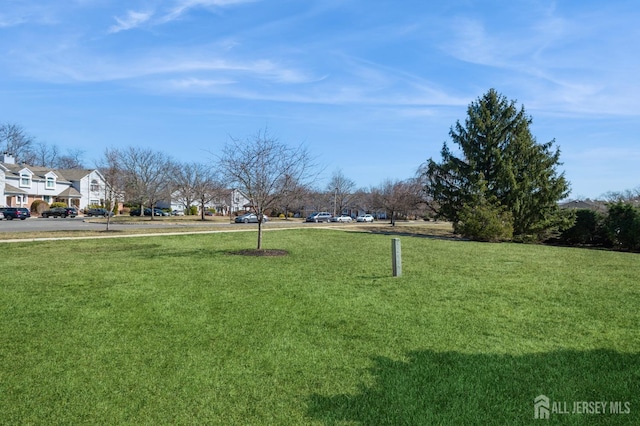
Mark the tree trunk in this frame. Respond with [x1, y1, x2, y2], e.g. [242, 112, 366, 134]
[257, 220, 263, 250]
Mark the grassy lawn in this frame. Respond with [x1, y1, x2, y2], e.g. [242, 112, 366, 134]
[1, 229, 638, 424]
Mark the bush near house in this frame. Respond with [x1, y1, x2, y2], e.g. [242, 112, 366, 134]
[50, 202, 68, 208]
[30, 200, 49, 215]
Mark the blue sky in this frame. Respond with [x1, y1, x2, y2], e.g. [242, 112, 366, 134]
[1, 0, 638, 199]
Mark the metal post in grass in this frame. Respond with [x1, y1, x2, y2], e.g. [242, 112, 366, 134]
[392, 238, 402, 277]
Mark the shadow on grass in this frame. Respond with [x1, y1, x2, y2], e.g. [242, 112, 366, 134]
[307, 349, 639, 425]
[350, 227, 466, 242]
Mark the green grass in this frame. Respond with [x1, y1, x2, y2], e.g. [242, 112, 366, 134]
[1, 229, 638, 424]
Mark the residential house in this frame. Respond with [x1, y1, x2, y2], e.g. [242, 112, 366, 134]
[559, 199, 608, 213]
[169, 188, 250, 216]
[0, 152, 108, 211]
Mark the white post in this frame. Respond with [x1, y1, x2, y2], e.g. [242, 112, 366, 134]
[392, 238, 402, 277]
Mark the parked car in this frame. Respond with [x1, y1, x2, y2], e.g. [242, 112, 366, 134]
[172, 210, 185, 216]
[234, 213, 268, 223]
[330, 214, 353, 223]
[0, 211, 4, 220]
[85, 208, 113, 217]
[356, 214, 375, 223]
[130, 208, 152, 216]
[305, 212, 333, 223]
[0, 207, 30, 220]
[130, 208, 167, 217]
[41, 207, 78, 218]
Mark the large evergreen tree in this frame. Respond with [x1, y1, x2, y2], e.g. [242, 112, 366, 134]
[422, 89, 571, 241]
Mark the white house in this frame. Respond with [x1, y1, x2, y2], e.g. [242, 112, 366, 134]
[0, 153, 108, 211]
[168, 188, 251, 216]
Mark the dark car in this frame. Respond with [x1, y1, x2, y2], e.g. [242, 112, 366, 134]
[0, 207, 31, 220]
[41, 207, 78, 218]
[234, 213, 268, 223]
[130, 208, 152, 216]
[130, 208, 166, 217]
[85, 208, 113, 217]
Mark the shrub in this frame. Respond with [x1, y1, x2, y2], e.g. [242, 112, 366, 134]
[560, 209, 609, 246]
[30, 200, 50, 215]
[188, 206, 198, 216]
[50, 202, 68, 208]
[605, 202, 640, 251]
[454, 201, 513, 242]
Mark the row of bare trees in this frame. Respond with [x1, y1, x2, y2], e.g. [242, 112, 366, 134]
[0, 122, 85, 169]
[97, 147, 225, 228]
[2, 122, 428, 247]
[94, 130, 429, 248]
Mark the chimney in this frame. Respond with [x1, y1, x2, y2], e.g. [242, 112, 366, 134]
[1, 152, 15, 164]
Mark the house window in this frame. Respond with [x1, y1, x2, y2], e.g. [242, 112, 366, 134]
[43, 196, 51, 203]
[46, 176, 55, 189]
[20, 173, 31, 188]
[90, 179, 99, 192]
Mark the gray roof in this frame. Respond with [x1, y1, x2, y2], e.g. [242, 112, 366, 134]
[57, 187, 82, 198]
[0, 162, 94, 182]
[3, 183, 27, 195]
[559, 200, 607, 212]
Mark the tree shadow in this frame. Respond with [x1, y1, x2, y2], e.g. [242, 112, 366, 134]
[365, 229, 467, 241]
[307, 349, 639, 425]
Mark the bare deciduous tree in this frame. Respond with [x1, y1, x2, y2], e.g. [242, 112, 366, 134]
[217, 129, 317, 250]
[371, 178, 424, 226]
[96, 148, 124, 231]
[326, 169, 356, 216]
[173, 162, 212, 217]
[56, 148, 85, 169]
[602, 186, 640, 206]
[27, 141, 59, 167]
[277, 173, 309, 219]
[0, 123, 35, 162]
[116, 147, 174, 220]
[27, 142, 85, 169]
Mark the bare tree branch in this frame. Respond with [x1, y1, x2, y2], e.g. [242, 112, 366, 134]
[217, 129, 318, 249]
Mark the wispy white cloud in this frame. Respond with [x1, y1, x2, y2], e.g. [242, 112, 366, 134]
[108, 0, 256, 32]
[160, 0, 256, 23]
[108, 10, 153, 33]
[440, 4, 640, 117]
[0, 15, 26, 28]
[0, 3, 61, 27]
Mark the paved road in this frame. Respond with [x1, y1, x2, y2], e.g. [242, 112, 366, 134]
[0, 216, 345, 233]
[0, 217, 229, 233]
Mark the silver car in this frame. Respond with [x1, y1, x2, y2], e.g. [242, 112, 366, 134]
[330, 214, 353, 223]
[305, 212, 332, 223]
[356, 214, 374, 223]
